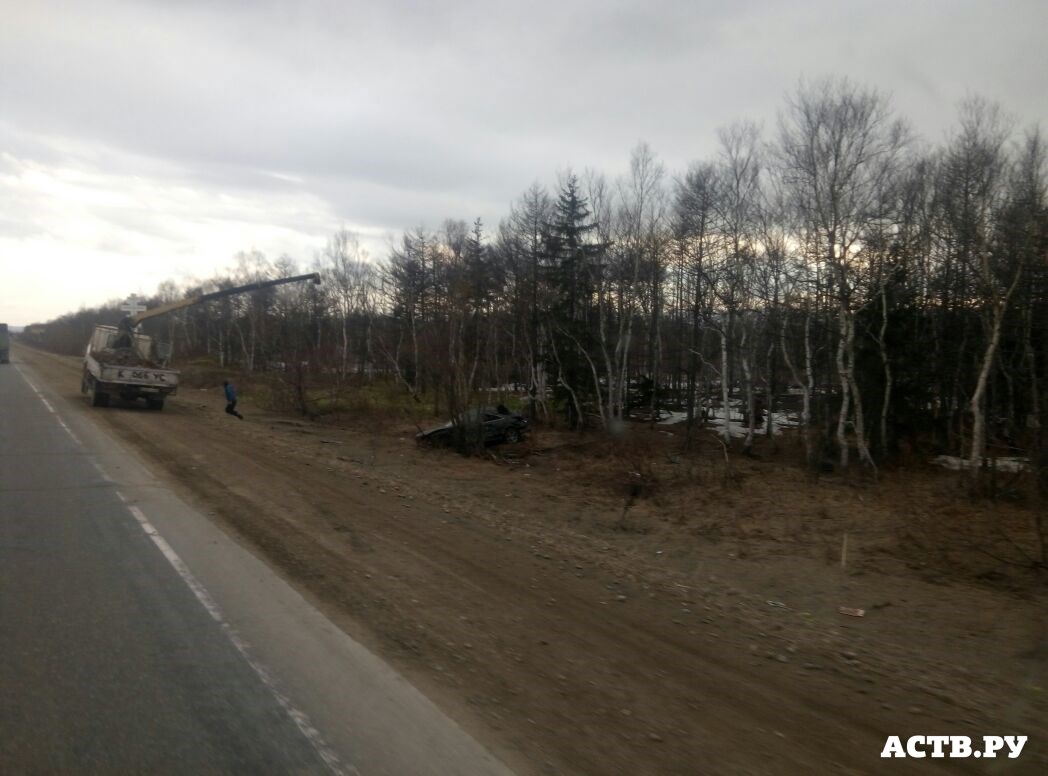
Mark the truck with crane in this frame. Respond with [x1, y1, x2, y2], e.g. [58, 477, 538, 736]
[81, 273, 320, 410]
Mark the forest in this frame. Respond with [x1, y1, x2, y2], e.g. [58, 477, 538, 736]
[26, 78, 1048, 493]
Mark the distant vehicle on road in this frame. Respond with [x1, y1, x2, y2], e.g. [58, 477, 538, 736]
[0, 323, 10, 364]
[416, 406, 529, 446]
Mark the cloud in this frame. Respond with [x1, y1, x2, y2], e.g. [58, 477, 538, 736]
[1, 0, 1046, 323]
[0, 132, 342, 322]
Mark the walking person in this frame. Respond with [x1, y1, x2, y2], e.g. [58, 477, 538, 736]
[223, 380, 244, 419]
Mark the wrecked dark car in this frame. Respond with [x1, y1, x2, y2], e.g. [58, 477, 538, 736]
[416, 406, 529, 447]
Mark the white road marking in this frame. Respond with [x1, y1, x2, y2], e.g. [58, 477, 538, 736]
[16, 362, 351, 775]
[14, 366, 82, 445]
[121, 498, 353, 776]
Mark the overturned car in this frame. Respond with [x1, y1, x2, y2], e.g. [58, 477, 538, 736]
[416, 405, 529, 447]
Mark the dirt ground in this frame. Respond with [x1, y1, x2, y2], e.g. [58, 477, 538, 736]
[16, 344, 1047, 775]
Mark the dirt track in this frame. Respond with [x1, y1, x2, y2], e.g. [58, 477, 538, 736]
[16, 344, 1046, 775]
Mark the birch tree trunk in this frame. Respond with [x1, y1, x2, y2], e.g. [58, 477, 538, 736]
[740, 324, 755, 454]
[968, 261, 1024, 467]
[846, 314, 876, 468]
[878, 284, 892, 456]
[720, 323, 732, 443]
[836, 308, 851, 469]
[341, 315, 349, 379]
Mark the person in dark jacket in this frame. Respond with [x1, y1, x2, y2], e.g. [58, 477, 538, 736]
[223, 380, 243, 419]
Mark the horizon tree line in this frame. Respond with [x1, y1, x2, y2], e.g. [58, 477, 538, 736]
[23, 77, 1047, 485]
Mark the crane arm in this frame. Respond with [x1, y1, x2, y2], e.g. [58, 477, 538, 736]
[125, 272, 321, 328]
[128, 294, 207, 325]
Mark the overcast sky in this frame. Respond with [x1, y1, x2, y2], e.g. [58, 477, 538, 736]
[1, 0, 1045, 325]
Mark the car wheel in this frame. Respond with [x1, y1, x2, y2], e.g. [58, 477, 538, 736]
[504, 428, 521, 443]
[91, 383, 109, 408]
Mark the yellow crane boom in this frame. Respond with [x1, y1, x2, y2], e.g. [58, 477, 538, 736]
[119, 272, 321, 331]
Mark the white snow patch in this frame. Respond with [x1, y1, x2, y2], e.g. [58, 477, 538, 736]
[932, 455, 1030, 473]
[657, 410, 689, 425]
[652, 404, 800, 437]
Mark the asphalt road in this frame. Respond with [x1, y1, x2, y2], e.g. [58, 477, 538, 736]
[0, 354, 512, 776]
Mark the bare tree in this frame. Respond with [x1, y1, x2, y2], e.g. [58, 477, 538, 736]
[714, 121, 764, 452]
[777, 77, 910, 469]
[323, 229, 372, 379]
[673, 162, 719, 446]
[617, 142, 668, 423]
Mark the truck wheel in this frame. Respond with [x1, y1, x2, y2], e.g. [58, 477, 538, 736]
[146, 397, 165, 411]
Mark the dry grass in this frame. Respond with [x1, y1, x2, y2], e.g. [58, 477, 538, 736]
[509, 419, 1047, 590]
[175, 360, 1048, 589]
